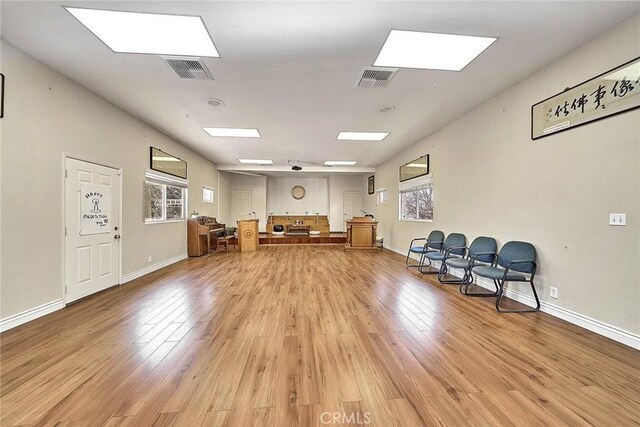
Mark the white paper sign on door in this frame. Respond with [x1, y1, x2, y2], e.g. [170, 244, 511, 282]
[80, 183, 111, 235]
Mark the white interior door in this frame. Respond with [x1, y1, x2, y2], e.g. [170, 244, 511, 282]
[231, 190, 252, 222]
[65, 158, 121, 303]
[343, 190, 362, 231]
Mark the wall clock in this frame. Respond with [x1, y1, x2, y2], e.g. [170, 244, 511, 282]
[291, 185, 306, 200]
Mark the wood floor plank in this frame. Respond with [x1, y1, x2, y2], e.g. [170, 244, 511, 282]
[1, 245, 638, 426]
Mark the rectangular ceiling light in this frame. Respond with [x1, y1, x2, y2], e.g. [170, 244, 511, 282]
[337, 132, 389, 141]
[203, 128, 261, 138]
[324, 161, 358, 166]
[65, 7, 219, 57]
[374, 30, 496, 71]
[238, 159, 273, 165]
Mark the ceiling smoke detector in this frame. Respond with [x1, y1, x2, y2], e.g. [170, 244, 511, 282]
[207, 98, 225, 108]
[378, 104, 396, 113]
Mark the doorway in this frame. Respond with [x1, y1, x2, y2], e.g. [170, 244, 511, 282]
[64, 157, 121, 303]
[343, 190, 362, 231]
[231, 190, 252, 222]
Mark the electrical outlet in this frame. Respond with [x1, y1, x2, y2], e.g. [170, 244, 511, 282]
[550, 287, 558, 299]
[609, 213, 626, 226]
[148, 256, 153, 263]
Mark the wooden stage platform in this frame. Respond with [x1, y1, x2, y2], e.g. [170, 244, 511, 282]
[259, 232, 346, 245]
[221, 233, 346, 247]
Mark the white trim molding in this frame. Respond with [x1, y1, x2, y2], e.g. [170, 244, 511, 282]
[388, 246, 640, 350]
[0, 299, 65, 333]
[121, 253, 188, 284]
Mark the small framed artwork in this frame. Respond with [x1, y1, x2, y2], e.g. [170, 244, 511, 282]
[368, 175, 375, 194]
[0, 73, 5, 119]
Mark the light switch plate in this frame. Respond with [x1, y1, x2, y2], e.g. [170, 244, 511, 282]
[609, 213, 626, 226]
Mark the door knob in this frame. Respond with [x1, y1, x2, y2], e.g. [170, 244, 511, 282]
[114, 234, 121, 240]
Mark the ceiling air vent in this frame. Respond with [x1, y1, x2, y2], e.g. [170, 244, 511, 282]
[162, 56, 214, 80]
[355, 66, 398, 88]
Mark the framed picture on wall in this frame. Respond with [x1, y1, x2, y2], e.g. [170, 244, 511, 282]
[0, 73, 5, 119]
[399, 154, 429, 182]
[150, 147, 187, 179]
[368, 175, 375, 194]
[531, 56, 640, 139]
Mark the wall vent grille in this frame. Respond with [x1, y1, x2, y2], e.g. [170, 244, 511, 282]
[162, 56, 214, 80]
[355, 67, 398, 88]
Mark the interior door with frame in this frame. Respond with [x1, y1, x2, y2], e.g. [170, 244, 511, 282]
[231, 190, 252, 222]
[65, 157, 121, 303]
[343, 190, 362, 231]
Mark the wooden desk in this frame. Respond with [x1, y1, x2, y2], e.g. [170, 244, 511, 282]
[345, 217, 378, 252]
[237, 219, 259, 252]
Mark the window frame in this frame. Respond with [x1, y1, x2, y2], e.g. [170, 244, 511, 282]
[376, 188, 388, 205]
[398, 176, 433, 223]
[202, 186, 214, 204]
[144, 171, 189, 224]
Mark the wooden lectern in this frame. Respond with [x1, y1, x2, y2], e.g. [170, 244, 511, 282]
[345, 217, 378, 252]
[237, 219, 259, 252]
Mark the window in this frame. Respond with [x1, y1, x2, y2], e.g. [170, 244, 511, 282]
[376, 188, 388, 205]
[203, 186, 214, 203]
[144, 171, 188, 223]
[399, 177, 433, 222]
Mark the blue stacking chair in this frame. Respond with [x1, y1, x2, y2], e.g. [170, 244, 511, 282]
[440, 236, 497, 288]
[419, 233, 466, 276]
[471, 241, 540, 312]
[405, 230, 444, 269]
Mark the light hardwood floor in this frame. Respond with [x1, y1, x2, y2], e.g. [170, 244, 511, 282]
[1, 246, 639, 426]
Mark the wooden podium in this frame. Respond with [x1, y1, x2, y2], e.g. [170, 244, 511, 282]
[237, 219, 259, 252]
[345, 217, 378, 252]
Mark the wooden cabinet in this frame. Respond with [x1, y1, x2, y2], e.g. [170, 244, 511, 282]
[237, 219, 259, 252]
[345, 217, 378, 252]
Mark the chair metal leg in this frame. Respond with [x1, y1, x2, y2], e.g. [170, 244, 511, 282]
[438, 263, 464, 285]
[460, 274, 500, 297]
[495, 279, 540, 313]
[406, 251, 424, 269]
[418, 258, 439, 275]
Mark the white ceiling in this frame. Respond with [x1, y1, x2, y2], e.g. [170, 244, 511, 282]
[2, 1, 639, 169]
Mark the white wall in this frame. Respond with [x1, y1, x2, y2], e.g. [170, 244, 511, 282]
[217, 171, 231, 226]
[228, 173, 267, 232]
[328, 174, 368, 232]
[372, 16, 640, 336]
[267, 177, 329, 215]
[0, 41, 218, 320]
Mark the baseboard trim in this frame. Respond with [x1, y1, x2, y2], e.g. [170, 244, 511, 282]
[121, 253, 188, 284]
[385, 245, 640, 350]
[0, 299, 65, 333]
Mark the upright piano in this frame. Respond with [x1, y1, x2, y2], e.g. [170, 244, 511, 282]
[187, 217, 226, 256]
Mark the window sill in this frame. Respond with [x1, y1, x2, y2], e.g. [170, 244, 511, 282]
[145, 219, 186, 225]
[400, 218, 433, 223]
